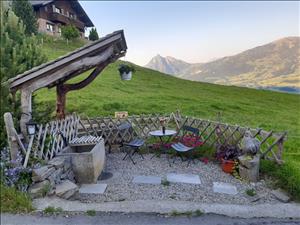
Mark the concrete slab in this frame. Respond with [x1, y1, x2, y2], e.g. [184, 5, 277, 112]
[132, 176, 161, 184]
[79, 184, 107, 194]
[213, 182, 238, 195]
[166, 173, 201, 184]
[33, 197, 300, 219]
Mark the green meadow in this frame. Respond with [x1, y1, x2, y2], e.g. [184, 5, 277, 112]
[36, 38, 299, 199]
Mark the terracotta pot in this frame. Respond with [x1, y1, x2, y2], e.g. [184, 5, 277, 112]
[221, 159, 235, 174]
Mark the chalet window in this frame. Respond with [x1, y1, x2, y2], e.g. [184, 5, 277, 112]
[54, 6, 62, 14]
[58, 27, 62, 36]
[69, 12, 75, 19]
[46, 23, 54, 32]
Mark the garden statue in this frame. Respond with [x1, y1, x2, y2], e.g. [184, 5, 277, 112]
[241, 131, 260, 155]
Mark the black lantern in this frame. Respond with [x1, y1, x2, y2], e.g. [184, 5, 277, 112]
[26, 119, 37, 136]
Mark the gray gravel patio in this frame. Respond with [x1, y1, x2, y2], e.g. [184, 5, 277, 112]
[77, 153, 281, 205]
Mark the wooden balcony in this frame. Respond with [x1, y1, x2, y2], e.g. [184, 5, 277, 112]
[49, 12, 85, 30]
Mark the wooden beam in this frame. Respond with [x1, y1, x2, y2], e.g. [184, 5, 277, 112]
[4, 112, 20, 161]
[24, 46, 114, 93]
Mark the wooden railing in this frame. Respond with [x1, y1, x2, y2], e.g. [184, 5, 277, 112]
[30, 112, 286, 163]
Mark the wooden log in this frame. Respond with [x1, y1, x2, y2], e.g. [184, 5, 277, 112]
[4, 112, 20, 161]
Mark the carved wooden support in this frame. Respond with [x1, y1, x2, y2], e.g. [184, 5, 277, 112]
[56, 61, 110, 119]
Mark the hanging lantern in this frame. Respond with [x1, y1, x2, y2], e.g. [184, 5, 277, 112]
[26, 119, 37, 136]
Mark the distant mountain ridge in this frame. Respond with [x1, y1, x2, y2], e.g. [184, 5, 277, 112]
[145, 37, 300, 91]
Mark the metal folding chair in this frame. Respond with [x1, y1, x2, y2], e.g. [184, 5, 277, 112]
[171, 126, 202, 167]
[118, 122, 145, 164]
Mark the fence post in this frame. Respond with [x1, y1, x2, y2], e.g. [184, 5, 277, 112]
[4, 112, 19, 161]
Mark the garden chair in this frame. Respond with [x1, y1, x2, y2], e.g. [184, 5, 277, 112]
[118, 122, 145, 165]
[171, 125, 203, 166]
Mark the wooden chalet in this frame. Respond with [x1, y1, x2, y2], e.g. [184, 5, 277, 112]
[30, 0, 94, 38]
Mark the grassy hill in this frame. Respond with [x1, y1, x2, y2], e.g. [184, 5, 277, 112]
[36, 37, 299, 198]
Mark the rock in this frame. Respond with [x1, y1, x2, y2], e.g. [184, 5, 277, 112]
[47, 168, 63, 185]
[64, 160, 71, 172]
[271, 189, 290, 203]
[48, 157, 65, 169]
[213, 182, 238, 195]
[55, 180, 78, 199]
[67, 170, 75, 182]
[32, 166, 55, 182]
[28, 180, 50, 198]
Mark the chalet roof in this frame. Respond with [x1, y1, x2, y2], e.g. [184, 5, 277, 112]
[8, 30, 127, 92]
[29, 0, 94, 27]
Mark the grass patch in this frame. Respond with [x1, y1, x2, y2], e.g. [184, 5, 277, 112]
[170, 210, 204, 217]
[0, 184, 34, 213]
[260, 160, 300, 201]
[43, 206, 63, 215]
[86, 209, 96, 216]
[245, 188, 257, 197]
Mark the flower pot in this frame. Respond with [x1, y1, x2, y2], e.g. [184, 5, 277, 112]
[120, 71, 132, 80]
[221, 159, 235, 174]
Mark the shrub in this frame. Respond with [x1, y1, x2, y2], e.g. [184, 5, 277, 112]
[43, 206, 63, 215]
[89, 28, 99, 41]
[61, 25, 80, 41]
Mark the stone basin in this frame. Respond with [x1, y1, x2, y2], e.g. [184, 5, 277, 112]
[58, 138, 105, 184]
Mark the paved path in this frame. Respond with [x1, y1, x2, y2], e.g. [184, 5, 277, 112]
[2, 212, 300, 225]
[34, 197, 300, 219]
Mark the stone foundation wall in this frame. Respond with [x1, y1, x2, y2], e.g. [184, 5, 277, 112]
[29, 156, 78, 199]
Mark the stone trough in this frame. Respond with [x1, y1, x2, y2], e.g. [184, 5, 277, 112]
[59, 139, 106, 184]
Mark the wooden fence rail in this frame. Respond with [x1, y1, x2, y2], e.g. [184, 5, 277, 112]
[30, 112, 286, 163]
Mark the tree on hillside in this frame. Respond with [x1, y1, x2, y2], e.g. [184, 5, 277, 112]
[89, 28, 99, 41]
[61, 25, 80, 42]
[0, 1, 47, 148]
[12, 0, 38, 35]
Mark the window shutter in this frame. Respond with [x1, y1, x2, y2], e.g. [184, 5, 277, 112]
[52, 5, 55, 12]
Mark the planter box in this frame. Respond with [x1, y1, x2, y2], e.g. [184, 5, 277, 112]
[120, 71, 132, 80]
[58, 139, 105, 184]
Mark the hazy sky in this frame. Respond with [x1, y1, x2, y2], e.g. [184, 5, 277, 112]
[80, 1, 299, 66]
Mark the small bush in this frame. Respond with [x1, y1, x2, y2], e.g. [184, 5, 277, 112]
[0, 184, 33, 213]
[161, 179, 170, 186]
[86, 209, 96, 216]
[245, 188, 256, 196]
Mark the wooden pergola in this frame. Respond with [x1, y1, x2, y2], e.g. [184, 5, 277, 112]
[8, 30, 127, 138]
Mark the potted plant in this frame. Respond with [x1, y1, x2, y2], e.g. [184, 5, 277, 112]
[118, 64, 135, 80]
[216, 144, 240, 174]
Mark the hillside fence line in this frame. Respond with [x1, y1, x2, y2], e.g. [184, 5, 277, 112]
[28, 112, 286, 163]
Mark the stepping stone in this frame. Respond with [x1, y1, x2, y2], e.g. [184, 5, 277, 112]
[132, 175, 161, 184]
[213, 182, 238, 195]
[271, 189, 290, 203]
[166, 173, 201, 184]
[79, 183, 107, 194]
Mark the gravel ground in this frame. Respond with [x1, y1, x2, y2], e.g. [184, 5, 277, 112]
[78, 153, 280, 205]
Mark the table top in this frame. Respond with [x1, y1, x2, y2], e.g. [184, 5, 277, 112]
[149, 129, 177, 137]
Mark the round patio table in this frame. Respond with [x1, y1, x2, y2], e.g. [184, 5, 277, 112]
[149, 129, 177, 161]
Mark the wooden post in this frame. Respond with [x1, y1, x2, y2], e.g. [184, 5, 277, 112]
[4, 112, 19, 161]
[56, 83, 67, 120]
[20, 89, 32, 140]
